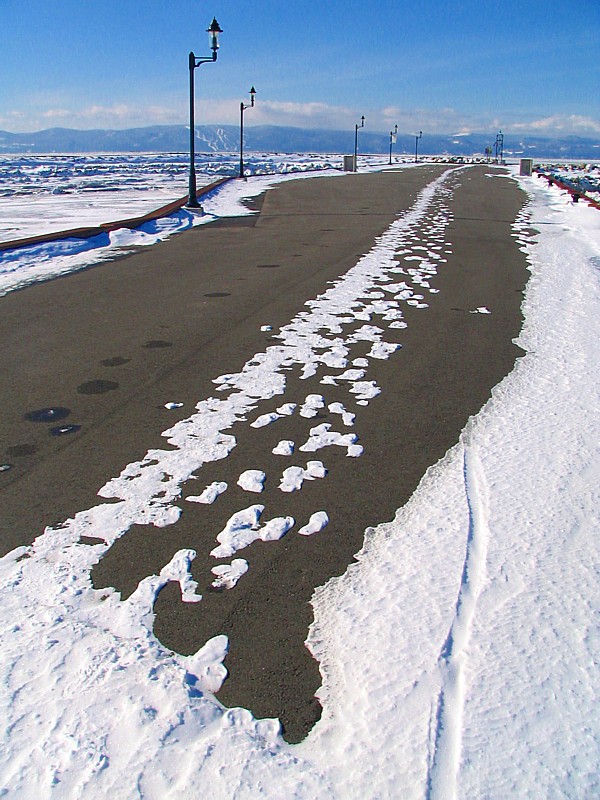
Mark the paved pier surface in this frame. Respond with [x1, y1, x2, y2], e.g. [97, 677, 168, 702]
[0, 165, 528, 742]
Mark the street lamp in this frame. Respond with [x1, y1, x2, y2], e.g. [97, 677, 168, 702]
[239, 86, 256, 179]
[414, 130, 422, 163]
[187, 16, 223, 209]
[494, 130, 504, 163]
[389, 124, 398, 165]
[354, 115, 365, 172]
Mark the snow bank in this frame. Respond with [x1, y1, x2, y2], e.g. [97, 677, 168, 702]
[301, 168, 600, 798]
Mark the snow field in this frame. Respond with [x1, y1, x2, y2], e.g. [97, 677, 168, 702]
[1, 163, 598, 798]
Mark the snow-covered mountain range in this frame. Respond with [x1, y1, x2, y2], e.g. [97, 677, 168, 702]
[0, 124, 598, 158]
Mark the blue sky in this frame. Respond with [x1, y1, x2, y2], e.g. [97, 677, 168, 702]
[1, 0, 598, 136]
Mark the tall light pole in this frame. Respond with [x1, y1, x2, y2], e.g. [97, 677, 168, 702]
[239, 86, 256, 179]
[187, 17, 223, 209]
[494, 130, 504, 163]
[414, 130, 422, 163]
[354, 115, 365, 172]
[389, 124, 398, 165]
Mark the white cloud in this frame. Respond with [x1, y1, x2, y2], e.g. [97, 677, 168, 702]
[507, 114, 600, 136]
[1, 100, 598, 139]
[0, 104, 183, 131]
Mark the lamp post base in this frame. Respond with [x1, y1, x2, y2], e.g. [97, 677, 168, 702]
[185, 198, 204, 213]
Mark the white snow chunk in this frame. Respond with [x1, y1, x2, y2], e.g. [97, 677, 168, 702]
[237, 470, 266, 493]
[328, 402, 356, 426]
[349, 324, 385, 342]
[182, 634, 229, 693]
[186, 481, 228, 504]
[300, 362, 319, 380]
[298, 511, 330, 536]
[300, 423, 358, 454]
[164, 402, 184, 410]
[352, 357, 369, 367]
[210, 505, 264, 558]
[260, 325, 272, 331]
[368, 342, 401, 360]
[250, 411, 281, 428]
[272, 440, 295, 456]
[210, 505, 295, 556]
[300, 394, 326, 418]
[211, 559, 249, 590]
[170, 550, 203, 602]
[276, 402, 297, 416]
[347, 444, 364, 457]
[279, 466, 306, 492]
[326, 368, 366, 383]
[279, 461, 327, 492]
[305, 460, 328, 479]
[350, 380, 381, 401]
[260, 516, 295, 542]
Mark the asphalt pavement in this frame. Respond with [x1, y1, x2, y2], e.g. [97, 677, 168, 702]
[0, 165, 528, 742]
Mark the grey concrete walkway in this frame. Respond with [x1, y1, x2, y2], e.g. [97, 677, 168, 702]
[0, 166, 528, 742]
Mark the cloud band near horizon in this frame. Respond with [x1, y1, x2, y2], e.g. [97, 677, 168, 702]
[1, 100, 599, 138]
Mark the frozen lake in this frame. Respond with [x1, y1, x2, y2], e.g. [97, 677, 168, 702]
[0, 152, 345, 243]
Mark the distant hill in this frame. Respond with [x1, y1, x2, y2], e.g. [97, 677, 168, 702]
[0, 125, 598, 159]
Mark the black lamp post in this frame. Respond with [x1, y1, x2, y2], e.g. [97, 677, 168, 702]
[414, 130, 422, 163]
[187, 17, 223, 209]
[354, 115, 365, 171]
[389, 124, 398, 165]
[239, 86, 256, 179]
[494, 130, 504, 163]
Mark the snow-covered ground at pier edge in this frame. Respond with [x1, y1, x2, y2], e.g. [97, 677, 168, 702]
[0, 159, 598, 799]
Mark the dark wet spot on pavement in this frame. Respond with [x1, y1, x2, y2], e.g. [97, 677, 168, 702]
[204, 292, 231, 297]
[256, 264, 280, 269]
[24, 407, 70, 423]
[77, 380, 119, 395]
[50, 424, 82, 436]
[7, 444, 38, 457]
[100, 357, 130, 367]
[143, 340, 173, 349]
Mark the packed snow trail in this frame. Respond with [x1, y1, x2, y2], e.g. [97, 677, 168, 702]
[427, 444, 489, 800]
